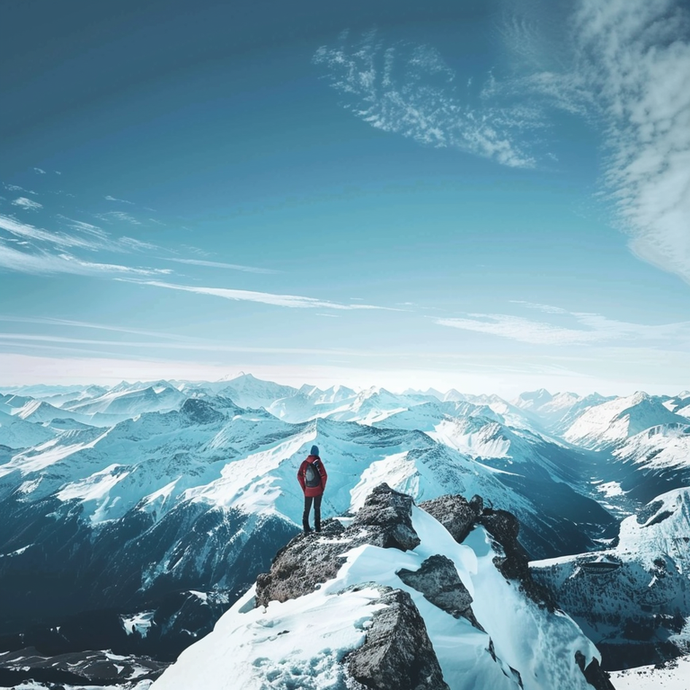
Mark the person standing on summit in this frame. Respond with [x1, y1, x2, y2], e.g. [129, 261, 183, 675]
[297, 445, 327, 533]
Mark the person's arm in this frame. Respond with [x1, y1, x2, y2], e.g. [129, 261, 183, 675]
[320, 460, 327, 491]
[297, 462, 306, 492]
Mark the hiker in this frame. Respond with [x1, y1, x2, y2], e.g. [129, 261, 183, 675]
[297, 444, 327, 533]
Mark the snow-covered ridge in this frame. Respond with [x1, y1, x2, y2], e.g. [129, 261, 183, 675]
[151, 486, 608, 690]
[564, 392, 686, 449]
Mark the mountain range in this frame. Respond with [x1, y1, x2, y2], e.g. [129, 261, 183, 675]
[0, 374, 689, 689]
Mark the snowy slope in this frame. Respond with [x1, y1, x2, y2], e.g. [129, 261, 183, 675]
[62, 382, 186, 421]
[513, 390, 613, 433]
[14, 399, 88, 424]
[614, 424, 690, 473]
[585, 423, 690, 504]
[151, 498, 600, 690]
[565, 393, 686, 449]
[266, 384, 359, 422]
[0, 409, 57, 449]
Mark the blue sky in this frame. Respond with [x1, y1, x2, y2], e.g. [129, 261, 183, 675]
[1, 0, 689, 395]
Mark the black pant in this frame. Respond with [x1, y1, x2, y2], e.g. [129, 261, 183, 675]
[303, 494, 322, 532]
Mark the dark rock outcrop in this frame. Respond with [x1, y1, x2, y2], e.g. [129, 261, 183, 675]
[419, 494, 482, 544]
[256, 484, 421, 608]
[180, 398, 225, 425]
[421, 494, 556, 612]
[255, 519, 349, 608]
[575, 651, 617, 690]
[396, 554, 481, 628]
[353, 484, 421, 551]
[346, 588, 450, 690]
[479, 509, 557, 612]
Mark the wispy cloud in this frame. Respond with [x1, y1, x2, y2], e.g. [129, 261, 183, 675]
[0, 242, 170, 277]
[33, 167, 47, 174]
[105, 195, 134, 205]
[578, 0, 690, 285]
[138, 279, 390, 311]
[96, 211, 142, 225]
[166, 257, 278, 274]
[437, 306, 690, 346]
[4, 183, 37, 195]
[0, 214, 100, 250]
[56, 216, 110, 242]
[11, 197, 43, 211]
[0, 332, 380, 357]
[313, 29, 541, 168]
[0, 315, 199, 342]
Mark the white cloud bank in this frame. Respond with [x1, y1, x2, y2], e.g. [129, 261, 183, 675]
[499, 0, 690, 284]
[576, 0, 690, 284]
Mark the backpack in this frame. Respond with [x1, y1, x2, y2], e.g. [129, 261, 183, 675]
[304, 459, 322, 488]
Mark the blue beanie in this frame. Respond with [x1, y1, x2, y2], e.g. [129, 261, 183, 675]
[310, 445, 319, 456]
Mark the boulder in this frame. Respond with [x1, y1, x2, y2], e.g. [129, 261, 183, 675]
[346, 588, 450, 690]
[396, 554, 480, 628]
[354, 483, 421, 551]
[418, 494, 481, 545]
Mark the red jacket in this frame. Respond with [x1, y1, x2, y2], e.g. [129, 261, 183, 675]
[297, 454, 327, 497]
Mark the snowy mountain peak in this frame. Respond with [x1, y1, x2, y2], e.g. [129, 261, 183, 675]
[618, 487, 690, 570]
[564, 391, 685, 449]
[513, 388, 554, 409]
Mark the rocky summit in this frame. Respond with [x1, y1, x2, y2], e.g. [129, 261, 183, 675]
[151, 484, 615, 690]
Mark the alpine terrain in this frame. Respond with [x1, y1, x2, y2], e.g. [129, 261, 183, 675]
[0, 374, 688, 689]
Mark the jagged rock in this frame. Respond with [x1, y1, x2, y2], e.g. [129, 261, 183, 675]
[479, 508, 557, 611]
[255, 519, 349, 607]
[396, 554, 481, 629]
[469, 494, 484, 514]
[255, 484, 421, 607]
[419, 494, 482, 544]
[346, 588, 450, 690]
[353, 483, 421, 551]
[575, 651, 617, 690]
[421, 497, 557, 613]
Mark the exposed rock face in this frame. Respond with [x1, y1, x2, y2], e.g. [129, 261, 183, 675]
[421, 494, 556, 612]
[353, 483, 421, 551]
[255, 519, 350, 607]
[256, 484, 421, 608]
[575, 651, 617, 690]
[346, 588, 450, 690]
[396, 555, 481, 628]
[419, 494, 481, 544]
[180, 398, 225, 425]
[479, 509, 557, 612]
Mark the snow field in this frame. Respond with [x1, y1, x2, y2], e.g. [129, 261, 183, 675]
[151, 584, 384, 690]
